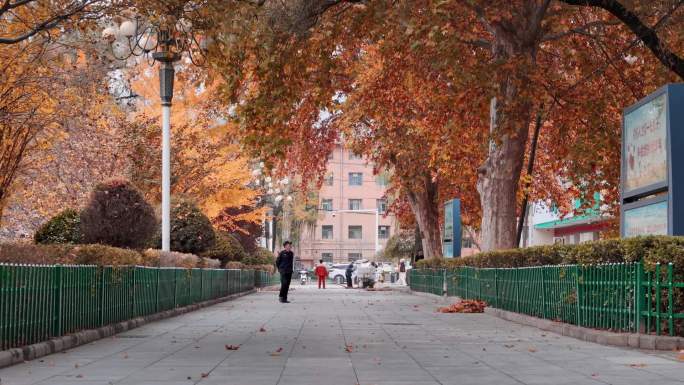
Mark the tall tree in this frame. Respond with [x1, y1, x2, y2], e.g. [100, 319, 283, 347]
[202, 0, 679, 252]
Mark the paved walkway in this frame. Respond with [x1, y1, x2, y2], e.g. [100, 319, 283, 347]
[1, 286, 684, 385]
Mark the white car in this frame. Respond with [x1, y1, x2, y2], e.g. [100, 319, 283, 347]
[328, 262, 364, 284]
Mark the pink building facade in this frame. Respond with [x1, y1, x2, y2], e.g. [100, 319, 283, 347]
[297, 146, 398, 267]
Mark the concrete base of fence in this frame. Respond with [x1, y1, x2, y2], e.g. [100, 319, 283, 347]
[485, 307, 684, 351]
[0, 289, 256, 369]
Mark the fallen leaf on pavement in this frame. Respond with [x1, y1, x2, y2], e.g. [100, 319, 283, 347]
[259, 327, 266, 332]
[345, 344, 353, 353]
[629, 363, 647, 368]
[528, 347, 537, 353]
[201, 373, 209, 378]
[225, 345, 240, 350]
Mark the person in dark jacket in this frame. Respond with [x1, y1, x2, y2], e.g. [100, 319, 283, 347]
[345, 262, 355, 288]
[275, 241, 294, 303]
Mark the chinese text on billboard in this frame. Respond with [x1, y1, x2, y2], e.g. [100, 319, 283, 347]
[624, 94, 668, 193]
[624, 200, 668, 237]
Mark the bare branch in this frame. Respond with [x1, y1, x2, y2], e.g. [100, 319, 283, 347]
[542, 20, 620, 41]
[559, 0, 684, 79]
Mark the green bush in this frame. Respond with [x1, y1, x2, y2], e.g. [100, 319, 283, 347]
[201, 231, 246, 267]
[70, 244, 143, 265]
[416, 236, 684, 272]
[0, 243, 75, 264]
[80, 179, 156, 249]
[382, 230, 415, 261]
[167, 198, 216, 254]
[0, 243, 144, 266]
[34, 209, 83, 244]
[243, 247, 274, 266]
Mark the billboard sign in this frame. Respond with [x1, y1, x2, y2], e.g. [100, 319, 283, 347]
[442, 199, 461, 258]
[623, 93, 667, 194]
[623, 199, 668, 237]
[620, 84, 684, 237]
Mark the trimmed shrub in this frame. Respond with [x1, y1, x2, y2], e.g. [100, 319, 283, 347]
[382, 230, 415, 261]
[80, 180, 156, 249]
[243, 247, 275, 266]
[201, 231, 246, 267]
[197, 257, 220, 268]
[163, 198, 216, 254]
[416, 236, 684, 272]
[34, 209, 83, 244]
[250, 264, 275, 273]
[225, 261, 246, 270]
[70, 244, 142, 265]
[0, 243, 75, 264]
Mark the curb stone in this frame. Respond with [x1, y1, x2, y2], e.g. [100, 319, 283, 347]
[484, 307, 684, 351]
[0, 289, 257, 369]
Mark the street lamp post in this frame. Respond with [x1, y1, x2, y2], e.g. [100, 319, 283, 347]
[330, 209, 381, 254]
[250, 164, 292, 252]
[103, 16, 206, 252]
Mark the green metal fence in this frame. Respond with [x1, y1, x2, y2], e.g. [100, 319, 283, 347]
[255, 270, 280, 288]
[411, 261, 684, 337]
[0, 264, 275, 351]
[409, 269, 444, 296]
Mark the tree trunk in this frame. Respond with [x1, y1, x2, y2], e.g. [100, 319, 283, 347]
[406, 175, 442, 259]
[477, 66, 534, 252]
[475, 1, 548, 251]
[477, 123, 529, 251]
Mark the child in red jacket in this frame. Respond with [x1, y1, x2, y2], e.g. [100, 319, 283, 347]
[314, 260, 328, 289]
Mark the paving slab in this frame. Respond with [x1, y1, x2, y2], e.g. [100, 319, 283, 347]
[1, 286, 684, 385]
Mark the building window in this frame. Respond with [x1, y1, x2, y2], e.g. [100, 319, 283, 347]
[321, 199, 333, 211]
[322, 225, 333, 240]
[378, 225, 390, 239]
[348, 225, 362, 239]
[349, 172, 363, 186]
[349, 152, 362, 160]
[462, 237, 474, 249]
[324, 173, 334, 186]
[321, 252, 333, 263]
[349, 199, 362, 210]
[377, 199, 387, 214]
[375, 173, 389, 187]
[348, 253, 362, 261]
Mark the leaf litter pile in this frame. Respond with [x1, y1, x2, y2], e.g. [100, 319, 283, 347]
[437, 300, 487, 313]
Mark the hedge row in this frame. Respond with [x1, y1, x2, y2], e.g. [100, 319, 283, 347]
[417, 236, 684, 271]
[0, 243, 218, 268]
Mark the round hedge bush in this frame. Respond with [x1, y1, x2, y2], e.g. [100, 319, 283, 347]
[167, 198, 216, 254]
[80, 179, 157, 249]
[242, 247, 275, 266]
[201, 231, 246, 266]
[34, 209, 83, 244]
